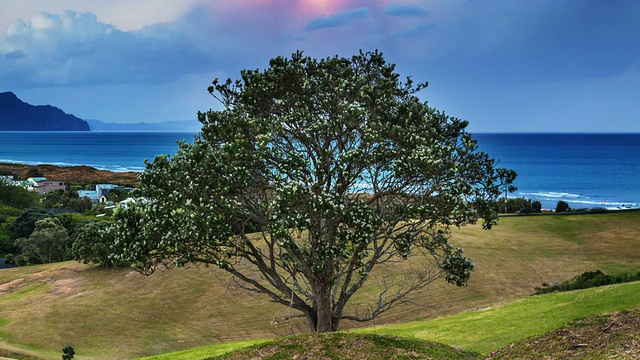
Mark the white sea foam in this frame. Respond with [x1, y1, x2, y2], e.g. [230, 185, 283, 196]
[516, 190, 639, 210]
[519, 191, 582, 199]
[0, 158, 143, 173]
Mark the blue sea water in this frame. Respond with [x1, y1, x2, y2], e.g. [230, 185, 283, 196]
[0, 131, 195, 172]
[0, 131, 638, 210]
[475, 133, 640, 210]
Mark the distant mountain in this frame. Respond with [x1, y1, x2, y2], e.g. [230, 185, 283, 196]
[86, 119, 202, 132]
[0, 92, 90, 131]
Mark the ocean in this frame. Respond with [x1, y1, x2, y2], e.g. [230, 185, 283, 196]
[0, 131, 193, 172]
[0, 132, 638, 210]
[475, 133, 640, 210]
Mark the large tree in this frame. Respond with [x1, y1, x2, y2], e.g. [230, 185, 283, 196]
[110, 51, 514, 333]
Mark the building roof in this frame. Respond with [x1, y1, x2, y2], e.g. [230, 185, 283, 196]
[28, 177, 48, 183]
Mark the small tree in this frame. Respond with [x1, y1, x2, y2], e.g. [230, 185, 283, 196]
[110, 51, 514, 333]
[16, 217, 70, 264]
[555, 200, 571, 213]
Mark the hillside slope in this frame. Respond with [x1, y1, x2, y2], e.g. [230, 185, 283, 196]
[485, 309, 640, 359]
[0, 212, 637, 359]
[0, 92, 90, 131]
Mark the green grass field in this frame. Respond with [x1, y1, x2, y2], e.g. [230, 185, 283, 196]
[0, 211, 637, 359]
[144, 281, 640, 359]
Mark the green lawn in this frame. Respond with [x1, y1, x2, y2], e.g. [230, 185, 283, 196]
[364, 281, 640, 354]
[143, 281, 640, 359]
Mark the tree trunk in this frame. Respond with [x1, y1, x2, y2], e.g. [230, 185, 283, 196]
[315, 280, 333, 333]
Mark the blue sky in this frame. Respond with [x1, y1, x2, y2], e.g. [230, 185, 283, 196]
[1, 0, 638, 132]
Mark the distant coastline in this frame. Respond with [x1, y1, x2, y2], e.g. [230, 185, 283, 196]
[0, 162, 139, 185]
[0, 132, 638, 211]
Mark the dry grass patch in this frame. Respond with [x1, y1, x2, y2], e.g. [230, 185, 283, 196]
[485, 308, 640, 359]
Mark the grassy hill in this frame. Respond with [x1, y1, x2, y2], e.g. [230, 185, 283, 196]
[0, 211, 637, 359]
[145, 282, 640, 359]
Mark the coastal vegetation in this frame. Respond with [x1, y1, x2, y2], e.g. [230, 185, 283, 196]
[534, 269, 640, 295]
[0, 167, 135, 266]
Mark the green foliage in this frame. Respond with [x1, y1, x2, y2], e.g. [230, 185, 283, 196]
[555, 200, 571, 213]
[110, 50, 512, 333]
[534, 269, 640, 295]
[107, 188, 128, 202]
[62, 345, 75, 360]
[3, 253, 15, 265]
[0, 178, 40, 209]
[0, 204, 22, 218]
[43, 188, 93, 213]
[0, 232, 17, 256]
[531, 200, 542, 213]
[72, 221, 122, 267]
[495, 197, 534, 214]
[15, 217, 71, 264]
[8, 208, 52, 240]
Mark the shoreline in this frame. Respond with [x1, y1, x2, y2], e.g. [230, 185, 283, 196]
[0, 162, 140, 185]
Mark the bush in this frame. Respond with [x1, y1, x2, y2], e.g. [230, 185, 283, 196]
[3, 253, 14, 265]
[534, 269, 640, 295]
[62, 345, 75, 360]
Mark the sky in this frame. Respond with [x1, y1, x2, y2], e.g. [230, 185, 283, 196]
[0, 0, 639, 133]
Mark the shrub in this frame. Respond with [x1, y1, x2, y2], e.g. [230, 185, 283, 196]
[534, 269, 640, 295]
[62, 345, 75, 360]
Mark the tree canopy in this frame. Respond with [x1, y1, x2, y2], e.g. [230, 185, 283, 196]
[0, 178, 40, 209]
[73, 221, 121, 267]
[16, 217, 70, 264]
[8, 207, 52, 240]
[110, 51, 514, 333]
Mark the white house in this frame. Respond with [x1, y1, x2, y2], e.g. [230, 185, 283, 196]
[26, 177, 66, 195]
[78, 184, 131, 203]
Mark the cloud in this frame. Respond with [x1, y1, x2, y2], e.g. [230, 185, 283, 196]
[3, 50, 25, 59]
[384, 3, 427, 17]
[305, 7, 371, 31]
[0, 10, 216, 88]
